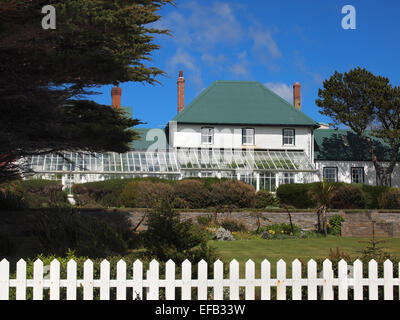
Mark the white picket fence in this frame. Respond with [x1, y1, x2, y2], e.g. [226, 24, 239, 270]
[0, 258, 399, 300]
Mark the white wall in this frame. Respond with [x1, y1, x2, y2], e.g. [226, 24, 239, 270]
[315, 160, 400, 187]
[170, 123, 313, 158]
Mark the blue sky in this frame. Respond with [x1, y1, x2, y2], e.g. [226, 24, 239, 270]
[90, 0, 400, 129]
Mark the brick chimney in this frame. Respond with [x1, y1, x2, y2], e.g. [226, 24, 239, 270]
[293, 82, 301, 111]
[177, 70, 185, 113]
[111, 86, 122, 108]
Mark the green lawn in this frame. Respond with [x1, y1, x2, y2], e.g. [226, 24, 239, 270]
[209, 237, 400, 276]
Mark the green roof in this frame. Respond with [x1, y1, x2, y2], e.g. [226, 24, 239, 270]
[172, 81, 318, 127]
[314, 129, 393, 161]
[130, 128, 170, 151]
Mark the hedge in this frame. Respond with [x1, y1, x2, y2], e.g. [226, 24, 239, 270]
[0, 179, 69, 209]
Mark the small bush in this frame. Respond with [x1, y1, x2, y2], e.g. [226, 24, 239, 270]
[219, 218, 247, 232]
[327, 214, 345, 235]
[378, 189, 400, 209]
[254, 190, 279, 208]
[210, 180, 255, 208]
[173, 180, 211, 209]
[329, 185, 366, 209]
[276, 183, 317, 209]
[142, 203, 219, 265]
[197, 215, 212, 227]
[361, 185, 391, 209]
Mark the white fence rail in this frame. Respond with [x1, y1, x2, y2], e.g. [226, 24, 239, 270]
[0, 258, 399, 300]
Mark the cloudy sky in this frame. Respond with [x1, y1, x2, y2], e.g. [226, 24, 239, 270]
[91, 0, 400, 129]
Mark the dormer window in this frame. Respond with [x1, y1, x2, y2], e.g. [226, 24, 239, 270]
[201, 127, 214, 145]
[283, 128, 295, 146]
[242, 128, 255, 145]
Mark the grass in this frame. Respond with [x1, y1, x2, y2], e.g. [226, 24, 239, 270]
[209, 236, 400, 276]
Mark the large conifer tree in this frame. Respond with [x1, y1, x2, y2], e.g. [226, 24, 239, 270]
[0, 0, 172, 183]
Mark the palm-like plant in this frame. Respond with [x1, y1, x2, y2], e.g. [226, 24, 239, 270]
[309, 180, 335, 236]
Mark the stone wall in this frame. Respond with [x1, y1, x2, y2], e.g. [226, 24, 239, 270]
[120, 211, 400, 236]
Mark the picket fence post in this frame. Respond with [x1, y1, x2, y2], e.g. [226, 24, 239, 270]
[33, 259, 43, 300]
[197, 260, 208, 300]
[0, 259, 10, 300]
[67, 259, 77, 300]
[213, 260, 224, 300]
[16, 259, 26, 300]
[260, 259, 271, 300]
[165, 260, 175, 300]
[99, 260, 110, 300]
[229, 259, 239, 300]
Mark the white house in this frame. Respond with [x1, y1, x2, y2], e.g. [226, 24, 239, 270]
[24, 71, 400, 190]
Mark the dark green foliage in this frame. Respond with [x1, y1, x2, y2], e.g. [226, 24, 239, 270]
[361, 185, 391, 209]
[0, 179, 69, 209]
[210, 180, 256, 208]
[276, 183, 318, 209]
[327, 214, 345, 235]
[378, 189, 400, 209]
[142, 203, 218, 265]
[219, 218, 248, 232]
[0, 0, 172, 183]
[196, 215, 212, 227]
[254, 190, 279, 208]
[29, 212, 128, 258]
[329, 184, 366, 209]
[0, 191, 27, 210]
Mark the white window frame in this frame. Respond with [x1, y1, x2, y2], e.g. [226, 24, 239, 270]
[242, 128, 255, 145]
[283, 128, 295, 146]
[323, 167, 338, 183]
[201, 127, 214, 145]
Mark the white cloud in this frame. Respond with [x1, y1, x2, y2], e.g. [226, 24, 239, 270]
[167, 49, 204, 89]
[229, 51, 251, 78]
[264, 82, 293, 103]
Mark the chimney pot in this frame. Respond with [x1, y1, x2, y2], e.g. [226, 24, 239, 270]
[293, 82, 301, 111]
[177, 70, 185, 113]
[111, 86, 122, 108]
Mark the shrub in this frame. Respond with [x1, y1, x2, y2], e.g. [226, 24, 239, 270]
[378, 189, 400, 209]
[210, 180, 255, 208]
[1, 179, 68, 209]
[276, 183, 317, 209]
[0, 191, 27, 210]
[361, 185, 391, 209]
[183, 178, 229, 190]
[254, 190, 279, 208]
[29, 212, 128, 257]
[329, 185, 366, 209]
[327, 214, 345, 235]
[219, 218, 247, 232]
[173, 180, 211, 209]
[142, 203, 219, 265]
[72, 177, 175, 208]
[197, 215, 212, 227]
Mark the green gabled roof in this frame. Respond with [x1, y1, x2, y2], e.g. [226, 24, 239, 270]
[130, 128, 170, 151]
[172, 81, 318, 127]
[314, 129, 393, 161]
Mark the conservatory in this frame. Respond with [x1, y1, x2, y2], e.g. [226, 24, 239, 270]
[24, 148, 317, 191]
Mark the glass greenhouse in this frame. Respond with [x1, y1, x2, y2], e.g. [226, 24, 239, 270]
[24, 149, 317, 191]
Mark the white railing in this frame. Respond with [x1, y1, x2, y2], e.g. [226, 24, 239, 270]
[0, 258, 398, 300]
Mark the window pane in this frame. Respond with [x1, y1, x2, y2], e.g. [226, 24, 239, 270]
[323, 167, 337, 182]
